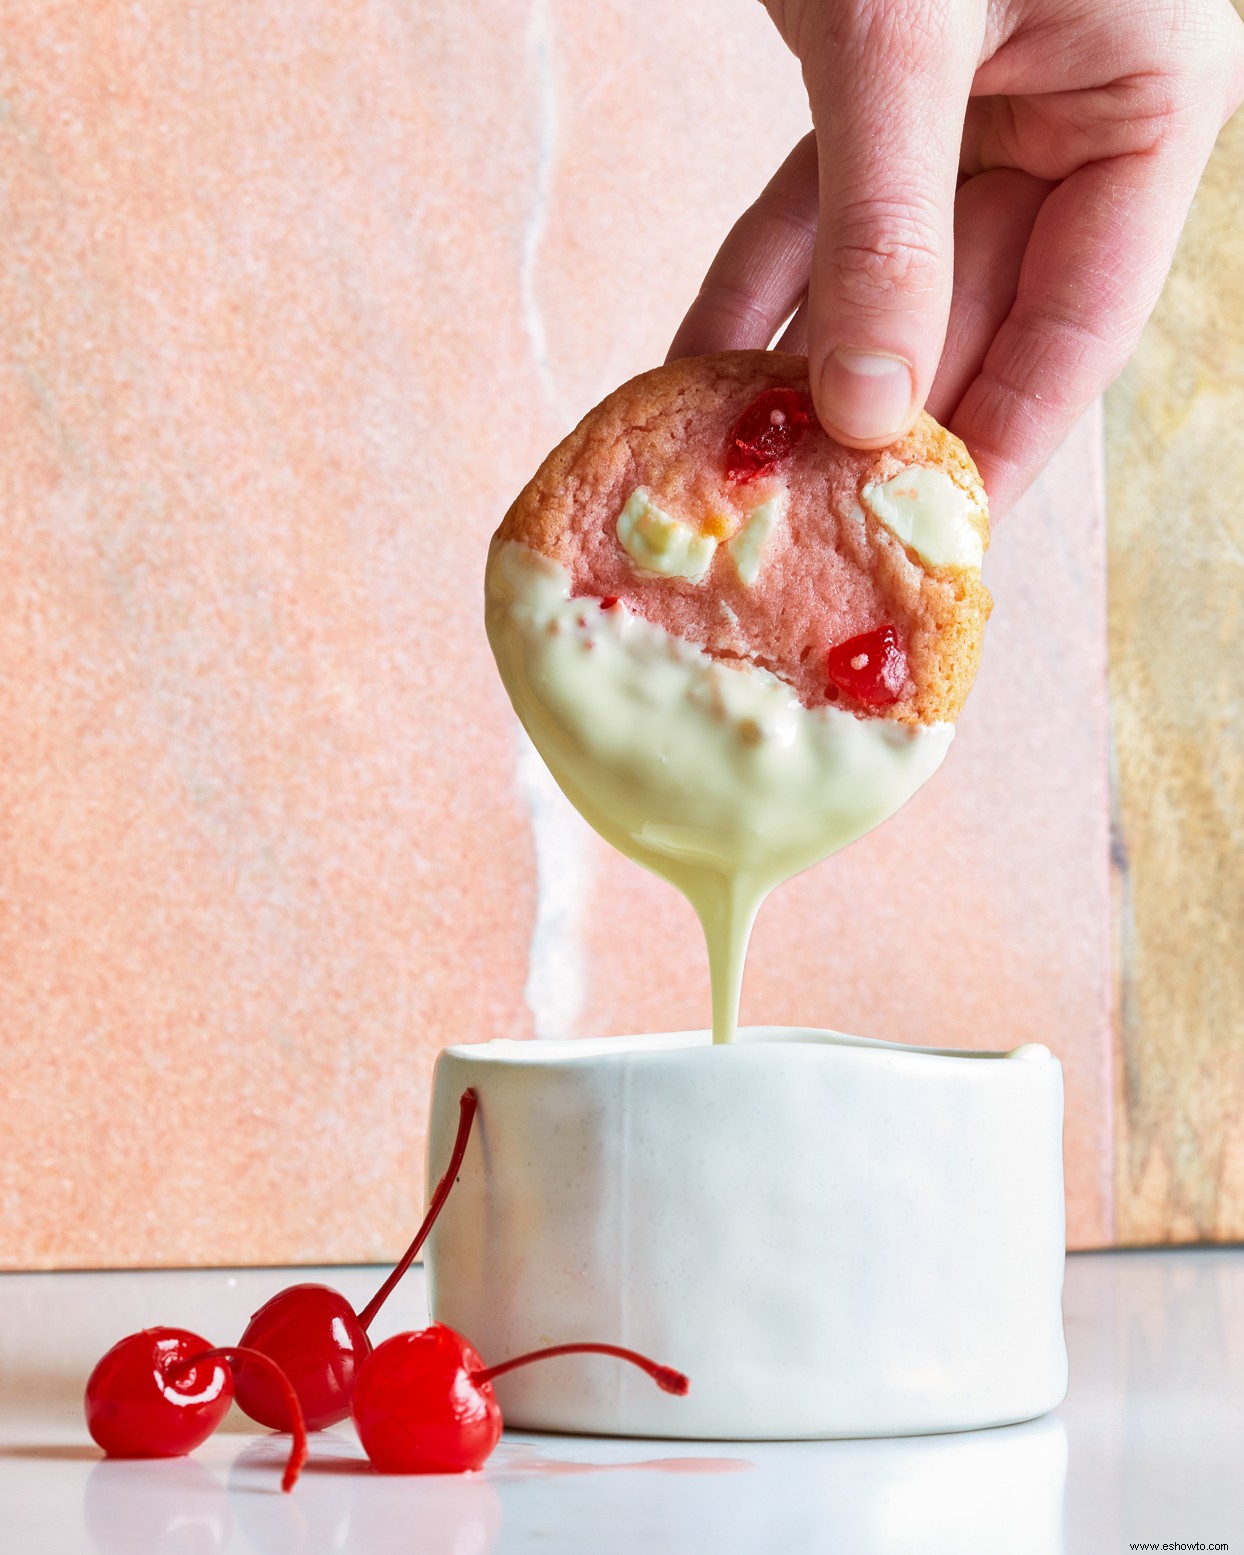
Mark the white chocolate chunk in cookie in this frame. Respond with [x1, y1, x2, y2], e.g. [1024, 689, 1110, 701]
[727, 491, 786, 587]
[862, 466, 984, 572]
[616, 488, 717, 583]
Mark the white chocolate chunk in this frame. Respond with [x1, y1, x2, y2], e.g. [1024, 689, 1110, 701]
[861, 466, 984, 571]
[616, 488, 717, 583]
[727, 491, 786, 586]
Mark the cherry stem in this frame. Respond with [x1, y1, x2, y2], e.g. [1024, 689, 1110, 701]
[167, 1346, 308, 1492]
[472, 1343, 690, 1397]
[357, 1087, 479, 1333]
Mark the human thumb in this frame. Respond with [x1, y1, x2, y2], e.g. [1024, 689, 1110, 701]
[788, 0, 983, 445]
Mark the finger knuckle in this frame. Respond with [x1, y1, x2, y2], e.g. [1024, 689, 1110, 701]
[817, 0, 953, 73]
[697, 278, 775, 337]
[827, 206, 945, 307]
[766, 191, 819, 250]
[1160, 0, 1244, 109]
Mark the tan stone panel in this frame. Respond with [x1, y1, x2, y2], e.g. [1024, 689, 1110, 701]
[1106, 100, 1244, 1245]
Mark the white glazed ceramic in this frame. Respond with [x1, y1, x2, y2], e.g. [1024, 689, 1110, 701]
[423, 1027, 1067, 1440]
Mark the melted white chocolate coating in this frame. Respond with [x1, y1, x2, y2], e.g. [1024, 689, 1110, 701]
[485, 540, 953, 1042]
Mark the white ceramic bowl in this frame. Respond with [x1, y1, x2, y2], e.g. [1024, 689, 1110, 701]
[423, 1027, 1067, 1440]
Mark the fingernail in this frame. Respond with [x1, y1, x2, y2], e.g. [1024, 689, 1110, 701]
[818, 348, 916, 443]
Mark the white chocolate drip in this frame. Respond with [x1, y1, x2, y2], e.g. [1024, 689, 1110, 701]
[485, 541, 953, 1043]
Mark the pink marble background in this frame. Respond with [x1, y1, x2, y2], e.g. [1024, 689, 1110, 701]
[0, 0, 1111, 1267]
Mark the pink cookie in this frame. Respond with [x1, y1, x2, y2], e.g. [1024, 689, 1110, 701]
[495, 351, 991, 725]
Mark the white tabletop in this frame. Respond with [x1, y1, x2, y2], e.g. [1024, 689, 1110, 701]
[1, 1248, 1240, 1553]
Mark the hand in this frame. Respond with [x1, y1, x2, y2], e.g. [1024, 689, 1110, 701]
[669, 0, 1244, 512]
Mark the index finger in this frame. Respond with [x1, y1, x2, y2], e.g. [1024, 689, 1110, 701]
[667, 134, 819, 361]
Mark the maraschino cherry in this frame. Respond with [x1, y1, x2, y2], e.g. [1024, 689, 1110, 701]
[84, 1328, 308, 1491]
[827, 624, 909, 708]
[725, 387, 814, 483]
[351, 1322, 689, 1474]
[232, 1088, 478, 1433]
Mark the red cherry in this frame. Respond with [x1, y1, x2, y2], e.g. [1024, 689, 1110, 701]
[351, 1322, 689, 1475]
[351, 1325, 495, 1474]
[233, 1088, 478, 1432]
[231, 1285, 368, 1434]
[826, 625, 909, 708]
[85, 1330, 307, 1491]
[599, 596, 619, 610]
[86, 1329, 230, 1461]
[725, 387, 813, 483]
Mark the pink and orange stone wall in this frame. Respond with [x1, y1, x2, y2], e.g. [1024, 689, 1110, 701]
[1, 1, 1112, 1267]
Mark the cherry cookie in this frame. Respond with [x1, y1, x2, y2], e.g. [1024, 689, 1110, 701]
[490, 350, 990, 725]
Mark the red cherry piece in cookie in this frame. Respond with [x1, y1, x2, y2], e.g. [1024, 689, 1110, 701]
[599, 596, 619, 610]
[85, 1330, 308, 1490]
[233, 1088, 478, 1432]
[352, 1322, 689, 1475]
[827, 626, 909, 708]
[725, 387, 813, 484]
